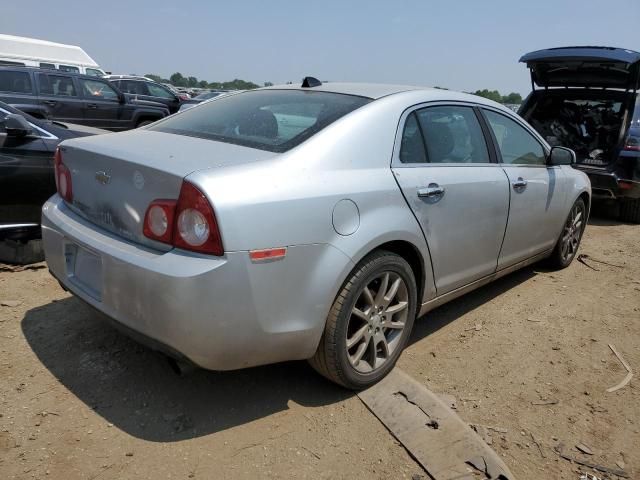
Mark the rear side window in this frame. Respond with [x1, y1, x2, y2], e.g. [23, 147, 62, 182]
[79, 79, 119, 100]
[39, 74, 78, 97]
[39, 63, 56, 70]
[484, 110, 546, 165]
[150, 90, 371, 153]
[147, 83, 175, 99]
[399, 105, 490, 164]
[117, 80, 149, 96]
[0, 71, 32, 94]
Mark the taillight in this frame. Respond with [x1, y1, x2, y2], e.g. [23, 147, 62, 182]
[624, 135, 640, 151]
[54, 148, 73, 202]
[143, 200, 176, 244]
[142, 181, 223, 255]
[173, 181, 223, 255]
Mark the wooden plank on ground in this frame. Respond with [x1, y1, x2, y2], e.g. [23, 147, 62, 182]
[357, 368, 515, 480]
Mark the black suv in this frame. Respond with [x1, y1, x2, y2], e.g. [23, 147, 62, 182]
[518, 46, 640, 222]
[106, 76, 182, 114]
[0, 67, 169, 131]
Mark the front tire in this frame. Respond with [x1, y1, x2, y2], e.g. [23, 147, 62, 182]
[309, 250, 417, 389]
[548, 197, 587, 269]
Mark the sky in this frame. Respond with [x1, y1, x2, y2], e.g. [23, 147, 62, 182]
[2, 0, 639, 95]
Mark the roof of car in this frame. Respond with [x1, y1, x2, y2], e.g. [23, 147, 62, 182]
[0, 65, 107, 81]
[260, 82, 505, 108]
[261, 82, 426, 99]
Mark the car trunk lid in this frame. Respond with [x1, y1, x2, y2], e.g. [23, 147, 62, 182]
[59, 130, 276, 251]
[520, 46, 640, 89]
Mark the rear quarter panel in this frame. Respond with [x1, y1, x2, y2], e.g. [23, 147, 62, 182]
[187, 93, 437, 303]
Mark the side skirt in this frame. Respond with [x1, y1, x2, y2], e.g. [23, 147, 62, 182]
[418, 249, 552, 317]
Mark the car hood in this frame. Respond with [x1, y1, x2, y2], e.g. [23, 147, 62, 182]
[520, 46, 640, 89]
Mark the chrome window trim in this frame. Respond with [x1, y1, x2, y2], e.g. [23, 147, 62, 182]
[391, 100, 497, 168]
[0, 106, 58, 140]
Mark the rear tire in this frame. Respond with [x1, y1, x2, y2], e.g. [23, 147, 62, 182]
[309, 250, 417, 390]
[619, 198, 640, 223]
[548, 197, 587, 269]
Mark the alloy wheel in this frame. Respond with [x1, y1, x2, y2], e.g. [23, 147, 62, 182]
[560, 201, 584, 262]
[346, 272, 409, 373]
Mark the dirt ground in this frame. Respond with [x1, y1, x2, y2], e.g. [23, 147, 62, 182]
[1, 213, 638, 480]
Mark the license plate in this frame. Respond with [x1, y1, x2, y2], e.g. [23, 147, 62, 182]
[65, 242, 103, 301]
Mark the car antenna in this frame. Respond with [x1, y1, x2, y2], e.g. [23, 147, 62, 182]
[301, 76, 322, 88]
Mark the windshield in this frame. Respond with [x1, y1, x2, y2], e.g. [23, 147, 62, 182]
[149, 89, 371, 153]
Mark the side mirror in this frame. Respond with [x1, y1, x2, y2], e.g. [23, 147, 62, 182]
[4, 114, 33, 137]
[548, 146, 575, 166]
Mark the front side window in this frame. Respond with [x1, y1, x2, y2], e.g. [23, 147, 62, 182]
[58, 65, 80, 73]
[79, 79, 119, 100]
[484, 110, 546, 165]
[150, 90, 371, 153]
[39, 74, 77, 97]
[0, 71, 32, 94]
[147, 83, 175, 99]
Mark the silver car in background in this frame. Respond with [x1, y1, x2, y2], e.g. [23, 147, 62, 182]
[42, 79, 590, 389]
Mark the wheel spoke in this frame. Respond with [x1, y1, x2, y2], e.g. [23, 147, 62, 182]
[374, 332, 390, 359]
[350, 337, 370, 366]
[347, 324, 368, 349]
[385, 300, 408, 315]
[352, 307, 368, 322]
[374, 273, 389, 306]
[382, 319, 405, 329]
[382, 277, 401, 308]
[362, 286, 375, 307]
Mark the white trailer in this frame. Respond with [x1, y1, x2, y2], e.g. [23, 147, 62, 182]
[0, 34, 106, 76]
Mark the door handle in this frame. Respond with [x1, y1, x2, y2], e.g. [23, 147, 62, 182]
[512, 177, 528, 189]
[87, 103, 98, 109]
[417, 184, 446, 198]
[43, 100, 57, 106]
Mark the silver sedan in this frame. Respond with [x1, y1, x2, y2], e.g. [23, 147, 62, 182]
[42, 80, 590, 389]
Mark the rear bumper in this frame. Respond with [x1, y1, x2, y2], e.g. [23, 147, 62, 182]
[574, 166, 640, 200]
[42, 195, 352, 370]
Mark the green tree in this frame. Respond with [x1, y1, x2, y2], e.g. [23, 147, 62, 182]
[473, 89, 502, 103]
[264, 81, 274, 87]
[198, 80, 208, 88]
[187, 76, 198, 88]
[502, 92, 522, 104]
[169, 72, 187, 87]
[145, 73, 163, 83]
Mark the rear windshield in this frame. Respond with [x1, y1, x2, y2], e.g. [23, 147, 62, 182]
[149, 89, 371, 152]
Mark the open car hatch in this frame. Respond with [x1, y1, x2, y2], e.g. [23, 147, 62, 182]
[520, 46, 640, 90]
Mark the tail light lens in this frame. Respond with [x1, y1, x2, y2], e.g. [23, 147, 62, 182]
[54, 148, 73, 202]
[143, 200, 176, 244]
[173, 181, 223, 255]
[142, 181, 223, 255]
[624, 134, 640, 151]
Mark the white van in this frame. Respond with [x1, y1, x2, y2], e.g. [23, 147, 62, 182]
[0, 34, 106, 76]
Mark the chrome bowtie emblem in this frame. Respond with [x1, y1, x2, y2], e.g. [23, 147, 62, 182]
[95, 171, 111, 185]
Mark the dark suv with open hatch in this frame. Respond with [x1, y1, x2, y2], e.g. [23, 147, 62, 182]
[518, 46, 640, 222]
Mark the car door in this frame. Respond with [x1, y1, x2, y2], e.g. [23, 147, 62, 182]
[35, 72, 84, 124]
[77, 77, 123, 130]
[0, 109, 55, 226]
[480, 108, 568, 269]
[391, 104, 510, 295]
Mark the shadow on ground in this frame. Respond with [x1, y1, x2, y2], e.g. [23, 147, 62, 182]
[23, 265, 538, 443]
